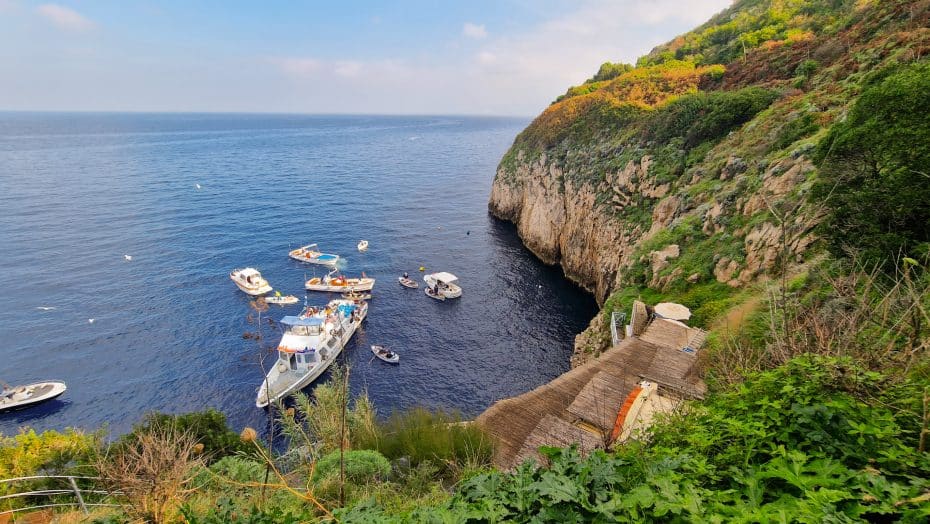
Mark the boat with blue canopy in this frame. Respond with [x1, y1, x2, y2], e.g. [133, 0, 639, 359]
[289, 243, 340, 266]
[255, 298, 367, 408]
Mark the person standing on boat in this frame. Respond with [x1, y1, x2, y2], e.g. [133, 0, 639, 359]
[402, 272, 409, 280]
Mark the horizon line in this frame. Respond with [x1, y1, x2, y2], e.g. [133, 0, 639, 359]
[0, 109, 537, 119]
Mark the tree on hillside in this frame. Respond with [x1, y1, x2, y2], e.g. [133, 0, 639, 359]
[585, 62, 633, 84]
[813, 60, 930, 268]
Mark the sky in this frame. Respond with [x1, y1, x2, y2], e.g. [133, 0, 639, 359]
[0, 0, 732, 115]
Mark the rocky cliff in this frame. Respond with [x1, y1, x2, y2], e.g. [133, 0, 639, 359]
[489, 0, 930, 363]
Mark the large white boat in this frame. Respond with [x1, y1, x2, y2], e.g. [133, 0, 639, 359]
[305, 269, 376, 293]
[255, 299, 368, 408]
[230, 268, 273, 296]
[423, 272, 462, 299]
[289, 244, 339, 266]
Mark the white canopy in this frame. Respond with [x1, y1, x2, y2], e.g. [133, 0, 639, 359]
[654, 302, 691, 321]
[425, 272, 458, 284]
[239, 267, 261, 277]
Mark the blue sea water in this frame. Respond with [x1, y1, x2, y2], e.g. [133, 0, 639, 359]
[0, 113, 597, 436]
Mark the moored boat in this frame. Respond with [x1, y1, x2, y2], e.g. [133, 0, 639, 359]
[265, 294, 299, 305]
[371, 345, 399, 364]
[289, 244, 340, 266]
[0, 381, 67, 412]
[230, 268, 273, 296]
[342, 291, 371, 301]
[306, 269, 375, 293]
[399, 276, 419, 288]
[423, 272, 462, 299]
[256, 299, 368, 408]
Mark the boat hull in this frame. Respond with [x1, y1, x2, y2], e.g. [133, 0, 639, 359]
[305, 278, 375, 292]
[371, 345, 399, 364]
[399, 277, 418, 288]
[425, 288, 446, 301]
[0, 382, 67, 413]
[233, 281, 273, 296]
[265, 296, 299, 305]
[288, 248, 340, 266]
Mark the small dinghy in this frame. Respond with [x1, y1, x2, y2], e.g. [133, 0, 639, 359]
[0, 381, 67, 413]
[399, 276, 419, 289]
[357, 240, 369, 252]
[265, 293, 299, 305]
[371, 345, 399, 364]
[342, 291, 372, 301]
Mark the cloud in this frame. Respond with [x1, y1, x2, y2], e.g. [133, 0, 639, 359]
[334, 60, 362, 78]
[462, 22, 487, 39]
[270, 57, 322, 77]
[36, 4, 95, 32]
[476, 51, 497, 65]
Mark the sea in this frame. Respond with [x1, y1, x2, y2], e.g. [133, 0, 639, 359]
[0, 113, 597, 437]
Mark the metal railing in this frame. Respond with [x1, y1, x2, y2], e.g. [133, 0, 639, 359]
[610, 311, 627, 347]
[0, 475, 118, 516]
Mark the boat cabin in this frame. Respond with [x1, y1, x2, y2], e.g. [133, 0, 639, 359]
[276, 316, 327, 372]
[239, 268, 262, 284]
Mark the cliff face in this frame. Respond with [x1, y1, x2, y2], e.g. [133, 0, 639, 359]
[489, 152, 633, 303]
[489, 0, 930, 361]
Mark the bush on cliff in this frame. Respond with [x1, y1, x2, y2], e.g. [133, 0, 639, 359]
[121, 409, 249, 464]
[646, 86, 779, 147]
[813, 60, 930, 268]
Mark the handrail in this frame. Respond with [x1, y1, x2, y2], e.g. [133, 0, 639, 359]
[0, 475, 101, 483]
[0, 474, 118, 516]
[610, 311, 627, 347]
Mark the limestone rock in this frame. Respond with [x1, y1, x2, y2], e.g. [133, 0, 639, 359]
[714, 257, 741, 286]
[649, 244, 680, 276]
[720, 155, 747, 180]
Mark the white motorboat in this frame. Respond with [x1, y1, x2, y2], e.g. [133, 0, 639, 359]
[265, 294, 299, 305]
[230, 268, 273, 296]
[256, 299, 368, 408]
[357, 240, 369, 252]
[371, 345, 399, 364]
[289, 244, 340, 266]
[306, 269, 376, 293]
[399, 276, 419, 288]
[423, 272, 462, 299]
[0, 381, 67, 412]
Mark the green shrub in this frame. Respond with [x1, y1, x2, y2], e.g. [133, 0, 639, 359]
[354, 408, 494, 475]
[812, 60, 930, 268]
[773, 111, 819, 150]
[121, 410, 249, 463]
[181, 497, 306, 524]
[194, 455, 264, 489]
[586, 61, 633, 83]
[646, 87, 779, 148]
[795, 58, 820, 78]
[312, 449, 390, 482]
